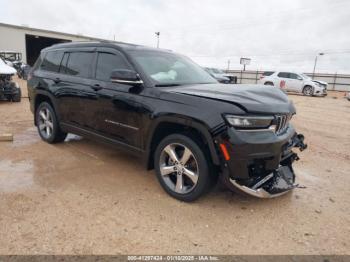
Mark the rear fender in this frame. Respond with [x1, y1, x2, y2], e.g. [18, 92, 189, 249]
[33, 90, 61, 125]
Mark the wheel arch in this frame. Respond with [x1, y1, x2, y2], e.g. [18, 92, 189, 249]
[33, 91, 59, 126]
[264, 81, 274, 86]
[303, 85, 314, 94]
[303, 84, 313, 90]
[145, 115, 220, 170]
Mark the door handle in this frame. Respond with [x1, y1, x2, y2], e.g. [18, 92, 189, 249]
[91, 84, 103, 91]
[53, 77, 61, 84]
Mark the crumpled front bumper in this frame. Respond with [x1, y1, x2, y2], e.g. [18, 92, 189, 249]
[229, 165, 297, 198]
[314, 86, 327, 96]
[218, 126, 307, 198]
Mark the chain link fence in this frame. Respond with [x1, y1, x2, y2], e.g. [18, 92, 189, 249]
[226, 70, 350, 92]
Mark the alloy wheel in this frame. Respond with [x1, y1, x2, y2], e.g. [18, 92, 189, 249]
[304, 86, 312, 96]
[38, 107, 54, 139]
[159, 143, 199, 194]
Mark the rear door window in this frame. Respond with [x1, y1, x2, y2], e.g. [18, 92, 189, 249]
[65, 52, 94, 78]
[95, 52, 131, 81]
[41, 51, 64, 73]
[277, 72, 290, 78]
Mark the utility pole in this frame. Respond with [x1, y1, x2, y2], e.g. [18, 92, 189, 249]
[155, 32, 160, 48]
[312, 52, 324, 79]
[227, 60, 231, 71]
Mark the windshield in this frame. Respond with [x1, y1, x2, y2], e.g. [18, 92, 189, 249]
[211, 68, 224, 74]
[131, 51, 217, 86]
[300, 73, 311, 79]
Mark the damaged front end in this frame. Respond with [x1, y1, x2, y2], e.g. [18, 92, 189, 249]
[230, 134, 307, 198]
[0, 75, 20, 101]
[219, 130, 307, 198]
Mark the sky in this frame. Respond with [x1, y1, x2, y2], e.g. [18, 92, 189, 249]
[1, 0, 350, 73]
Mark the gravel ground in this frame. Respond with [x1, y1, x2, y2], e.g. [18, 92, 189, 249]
[0, 79, 349, 255]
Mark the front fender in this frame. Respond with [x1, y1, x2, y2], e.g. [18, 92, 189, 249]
[144, 114, 221, 166]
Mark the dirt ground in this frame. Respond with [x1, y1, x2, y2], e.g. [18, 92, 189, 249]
[0, 78, 349, 255]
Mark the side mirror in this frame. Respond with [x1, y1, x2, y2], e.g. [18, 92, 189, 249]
[110, 69, 143, 85]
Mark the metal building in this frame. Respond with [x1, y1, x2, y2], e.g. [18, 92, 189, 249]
[0, 22, 104, 66]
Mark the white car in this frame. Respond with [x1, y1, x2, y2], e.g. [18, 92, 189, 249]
[259, 71, 327, 96]
[204, 68, 236, 84]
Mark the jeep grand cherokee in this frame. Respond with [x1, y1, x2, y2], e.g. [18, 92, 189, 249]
[27, 42, 307, 202]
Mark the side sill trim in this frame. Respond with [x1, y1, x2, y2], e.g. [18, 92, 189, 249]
[60, 122, 144, 155]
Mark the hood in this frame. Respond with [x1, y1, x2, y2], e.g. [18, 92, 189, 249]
[214, 74, 230, 81]
[0, 59, 16, 75]
[167, 84, 295, 114]
[223, 73, 234, 77]
[312, 80, 328, 86]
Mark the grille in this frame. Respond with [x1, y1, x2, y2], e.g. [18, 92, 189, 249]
[275, 114, 291, 135]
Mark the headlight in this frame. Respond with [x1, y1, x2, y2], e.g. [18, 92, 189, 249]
[224, 115, 274, 129]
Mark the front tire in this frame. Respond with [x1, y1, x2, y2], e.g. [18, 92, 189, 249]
[154, 134, 214, 202]
[35, 102, 67, 144]
[303, 86, 313, 96]
[264, 82, 274, 86]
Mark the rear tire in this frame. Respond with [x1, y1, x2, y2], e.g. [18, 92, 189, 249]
[264, 82, 274, 86]
[154, 134, 215, 202]
[35, 102, 67, 144]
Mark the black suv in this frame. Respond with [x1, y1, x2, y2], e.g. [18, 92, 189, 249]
[28, 42, 307, 202]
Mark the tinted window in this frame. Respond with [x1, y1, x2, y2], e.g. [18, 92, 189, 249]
[41, 51, 63, 72]
[95, 52, 130, 81]
[65, 52, 94, 78]
[277, 72, 290, 78]
[289, 73, 300, 80]
[32, 53, 44, 71]
[212, 68, 224, 74]
[263, 71, 274, 76]
[59, 53, 69, 73]
[131, 51, 216, 85]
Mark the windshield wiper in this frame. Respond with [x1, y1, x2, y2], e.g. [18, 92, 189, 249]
[155, 84, 182, 87]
